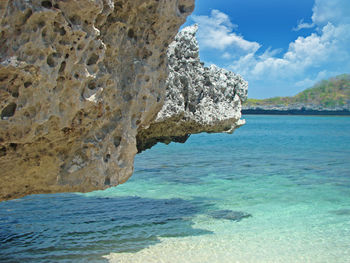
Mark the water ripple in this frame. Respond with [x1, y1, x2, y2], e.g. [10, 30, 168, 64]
[0, 195, 212, 263]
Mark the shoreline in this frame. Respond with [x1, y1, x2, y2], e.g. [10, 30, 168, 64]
[242, 109, 350, 116]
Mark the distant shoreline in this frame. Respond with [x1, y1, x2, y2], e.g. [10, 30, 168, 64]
[242, 109, 350, 116]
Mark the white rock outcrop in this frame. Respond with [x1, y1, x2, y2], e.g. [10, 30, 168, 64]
[137, 25, 247, 151]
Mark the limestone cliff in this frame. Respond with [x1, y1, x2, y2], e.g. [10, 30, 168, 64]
[137, 25, 247, 151]
[0, 1, 247, 201]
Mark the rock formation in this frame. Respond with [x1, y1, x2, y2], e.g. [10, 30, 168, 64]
[137, 25, 247, 151]
[0, 0, 247, 201]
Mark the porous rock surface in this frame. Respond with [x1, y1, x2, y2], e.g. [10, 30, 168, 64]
[0, 0, 194, 201]
[0, 1, 247, 201]
[137, 25, 247, 151]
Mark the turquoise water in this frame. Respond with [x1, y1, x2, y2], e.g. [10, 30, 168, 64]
[1, 115, 350, 262]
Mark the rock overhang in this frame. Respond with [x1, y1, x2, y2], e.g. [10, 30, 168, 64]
[0, 0, 247, 201]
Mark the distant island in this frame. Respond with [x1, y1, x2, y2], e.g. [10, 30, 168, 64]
[243, 74, 350, 115]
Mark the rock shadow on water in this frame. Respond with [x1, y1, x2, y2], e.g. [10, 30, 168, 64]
[134, 166, 203, 185]
[329, 208, 350, 216]
[163, 173, 203, 185]
[208, 209, 252, 222]
[0, 194, 212, 263]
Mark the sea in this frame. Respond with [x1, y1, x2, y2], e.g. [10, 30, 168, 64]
[1, 115, 350, 263]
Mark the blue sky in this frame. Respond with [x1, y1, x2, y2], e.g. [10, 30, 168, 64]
[183, 0, 350, 98]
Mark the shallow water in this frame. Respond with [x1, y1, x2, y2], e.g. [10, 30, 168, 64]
[1, 115, 350, 262]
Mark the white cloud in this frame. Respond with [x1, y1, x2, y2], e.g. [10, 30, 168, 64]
[192, 10, 260, 53]
[228, 0, 350, 97]
[222, 52, 232, 59]
[295, 70, 342, 89]
[188, 1, 350, 98]
[295, 71, 326, 88]
[312, 0, 350, 26]
[295, 78, 317, 88]
[293, 19, 315, 31]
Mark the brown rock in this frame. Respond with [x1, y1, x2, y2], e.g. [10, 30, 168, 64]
[0, 0, 194, 201]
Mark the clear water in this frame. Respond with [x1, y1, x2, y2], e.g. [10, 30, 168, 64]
[1, 115, 350, 262]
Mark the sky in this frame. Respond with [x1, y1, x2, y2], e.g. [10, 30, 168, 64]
[183, 0, 350, 98]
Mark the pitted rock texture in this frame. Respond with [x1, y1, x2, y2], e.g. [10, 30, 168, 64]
[0, 0, 195, 201]
[137, 25, 248, 152]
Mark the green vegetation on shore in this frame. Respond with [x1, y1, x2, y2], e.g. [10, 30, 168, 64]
[245, 74, 350, 108]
